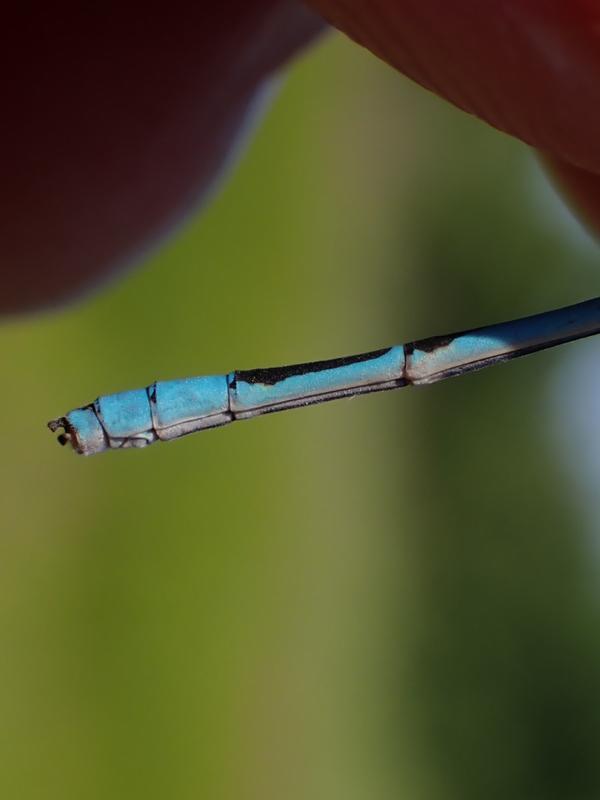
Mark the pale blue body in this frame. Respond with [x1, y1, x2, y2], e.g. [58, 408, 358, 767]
[49, 297, 600, 455]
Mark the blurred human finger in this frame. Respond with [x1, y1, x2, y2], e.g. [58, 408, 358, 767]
[1, 1, 324, 313]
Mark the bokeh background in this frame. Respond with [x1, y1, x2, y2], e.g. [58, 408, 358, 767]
[2, 32, 600, 799]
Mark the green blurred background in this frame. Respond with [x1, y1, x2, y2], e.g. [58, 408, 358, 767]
[2, 33, 600, 799]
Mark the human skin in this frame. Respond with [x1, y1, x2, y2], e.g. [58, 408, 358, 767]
[0, 2, 324, 313]
[3, 1, 599, 313]
[304, 0, 600, 236]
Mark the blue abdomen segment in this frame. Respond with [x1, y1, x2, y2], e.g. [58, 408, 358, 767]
[95, 389, 153, 441]
[152, 375, 230, 440]
[229, 346, 405, 416]
[62, 407, 107, 455]
[406, 298, 600, 384]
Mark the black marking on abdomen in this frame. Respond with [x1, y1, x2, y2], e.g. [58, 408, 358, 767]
[88, 402, 110, 450]
[147, 383, 158, 435]
[405, 334, 455, 355]
[233, 347, 392, 386]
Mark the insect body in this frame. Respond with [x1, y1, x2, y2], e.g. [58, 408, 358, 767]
[49, 297, 600, 455]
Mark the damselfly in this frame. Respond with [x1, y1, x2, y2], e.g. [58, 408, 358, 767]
[49, 296, 600, 455]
